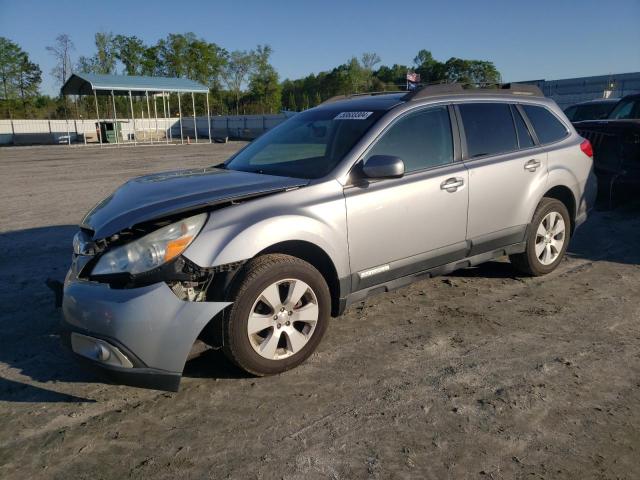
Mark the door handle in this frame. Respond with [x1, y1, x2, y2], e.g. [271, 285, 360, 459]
[524, 159, 541, 172]
[440, 177, 464, 192]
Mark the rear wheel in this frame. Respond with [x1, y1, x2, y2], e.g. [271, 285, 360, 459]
[222, 254, 330, 376]
[510, 198, 571, 276]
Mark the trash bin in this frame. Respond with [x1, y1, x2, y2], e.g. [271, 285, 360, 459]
[96, 121, 123, 143]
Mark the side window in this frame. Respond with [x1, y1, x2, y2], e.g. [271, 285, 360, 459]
[364, 106, 453, 173]
[609, 98, 639, 120]
[458, 103, 518, 158]
[512, 106, 535, 148]
[522, 105, 568, 144]
[564, 106, 577, 121]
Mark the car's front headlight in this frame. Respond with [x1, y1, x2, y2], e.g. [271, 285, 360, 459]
[92, 213, 207, 275]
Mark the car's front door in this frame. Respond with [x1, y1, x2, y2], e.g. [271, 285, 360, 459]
[344, 105, 469, 292]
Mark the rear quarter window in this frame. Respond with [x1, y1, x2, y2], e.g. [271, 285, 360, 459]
[522, 105, 569, 144]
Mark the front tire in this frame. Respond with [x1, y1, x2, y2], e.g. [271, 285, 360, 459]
[510, 198, 571, 276]
[222, 254, 330, 376]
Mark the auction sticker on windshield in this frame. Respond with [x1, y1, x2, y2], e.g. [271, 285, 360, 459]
[334, 111, 374, 120]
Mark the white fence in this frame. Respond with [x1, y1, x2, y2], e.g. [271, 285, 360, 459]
[0, 112, 296, 145]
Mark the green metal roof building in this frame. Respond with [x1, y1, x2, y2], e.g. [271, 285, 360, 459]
[61, 73, 212, 146]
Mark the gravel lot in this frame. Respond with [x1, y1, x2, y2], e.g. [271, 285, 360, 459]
[1, 144, 639, 479]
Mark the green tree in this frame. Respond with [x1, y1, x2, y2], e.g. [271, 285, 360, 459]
[114, 35, 146, 75]
[360, 52, 381, 90]
[223, 50, 254, 114]
[411, 49, 500, 85]
[158, 33, 194, 77]
[94, 32, 116, 74]
[248, 45, 281, 113]
[185, 38, 227, 88]
[413, 49, 445, 84]
[16, 52, 42, 114]
[75, 32, 116, 75]
[374, 63, 409, 89]
[443, 58, 500, 84]
[155, 33, 227, 90]
[141, 45, 161, 76]
[0, 37, 42, 118]
[301, 92, 310, 110]
[347, 57, 367, 93]
[0, 37, 21, 117]
[287, 91, 297, 111]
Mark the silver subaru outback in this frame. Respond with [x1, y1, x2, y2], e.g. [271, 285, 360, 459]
[62, 84, 597, 391]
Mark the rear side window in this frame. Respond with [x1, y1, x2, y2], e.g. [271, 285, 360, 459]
[522, 105, 568, 144]
[458, 103, 518, 158]
[564, 106, 577, 121]
[512, 106, 535, 148]
[573, 103, 616, 121]
[609, 98, 640, 119]
[365, 106, 453, 173]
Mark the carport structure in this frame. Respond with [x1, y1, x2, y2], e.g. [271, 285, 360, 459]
[61, 73, 211, 146]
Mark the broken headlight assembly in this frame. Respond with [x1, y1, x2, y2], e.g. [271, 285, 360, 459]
[92, 213, 207, 276]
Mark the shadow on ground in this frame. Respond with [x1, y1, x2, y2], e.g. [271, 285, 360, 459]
[0, 225, 98, 402]
[0, 378, 96, 403]
[182, 349, 249, 380]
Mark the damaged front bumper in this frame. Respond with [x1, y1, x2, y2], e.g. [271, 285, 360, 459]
[61, 274, 230, 391]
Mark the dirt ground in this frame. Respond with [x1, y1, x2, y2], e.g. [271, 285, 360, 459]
[0, 144, 639, 480]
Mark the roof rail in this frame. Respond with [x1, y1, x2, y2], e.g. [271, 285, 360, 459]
[320, 90, 407, 105]
[318, 83, 544, 106]
[404, 82, 544, 101]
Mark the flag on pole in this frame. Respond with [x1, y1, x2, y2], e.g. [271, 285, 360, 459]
[406, 72, 421, 90]
[406, 72, 421, 83]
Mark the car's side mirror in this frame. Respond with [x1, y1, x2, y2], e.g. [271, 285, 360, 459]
[361, 155, 405, 179]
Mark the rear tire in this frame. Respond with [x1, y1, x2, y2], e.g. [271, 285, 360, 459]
[222, 254, 330, 376]
[510, 198, 571, 276]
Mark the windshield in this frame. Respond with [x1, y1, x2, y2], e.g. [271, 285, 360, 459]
[225, 108, 385, 179]
[608, 98, 640, 120]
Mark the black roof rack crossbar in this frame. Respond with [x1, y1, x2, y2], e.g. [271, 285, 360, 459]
[404, 82, 544, 101]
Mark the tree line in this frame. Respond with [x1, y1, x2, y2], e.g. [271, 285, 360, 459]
[0, 33, 501, 120]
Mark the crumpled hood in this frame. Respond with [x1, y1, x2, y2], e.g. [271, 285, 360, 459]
[81, 167, 308, 240]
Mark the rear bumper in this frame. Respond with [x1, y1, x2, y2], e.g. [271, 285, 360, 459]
[62, 274, 230, 391]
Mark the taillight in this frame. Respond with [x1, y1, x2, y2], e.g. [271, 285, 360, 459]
[580, 139, 593, 158]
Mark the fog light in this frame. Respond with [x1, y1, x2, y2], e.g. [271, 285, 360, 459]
[95, 344, 111, 362]
[71, 333, 133, 368]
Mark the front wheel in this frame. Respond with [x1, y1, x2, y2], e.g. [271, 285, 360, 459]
[222, 254, 330, 376]
[510, 198, 571, 276]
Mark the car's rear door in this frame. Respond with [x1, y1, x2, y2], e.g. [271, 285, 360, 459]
[456, 101, 549, 255]
[344, 105, 469, 292]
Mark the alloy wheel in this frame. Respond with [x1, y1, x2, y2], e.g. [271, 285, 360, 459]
[247, 279, 319, 360]
[535, 211, 566, 265]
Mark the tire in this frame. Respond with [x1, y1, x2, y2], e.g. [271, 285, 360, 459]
[222, 254, 331, 376]
[509, 198, 571, 276]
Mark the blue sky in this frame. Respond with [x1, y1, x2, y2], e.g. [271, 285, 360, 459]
[1, 0, 639, 95]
